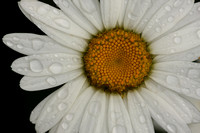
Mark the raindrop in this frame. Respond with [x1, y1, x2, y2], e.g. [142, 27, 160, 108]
[155, 27, 161, 33]
[112, 125, 127, 133]
[32, 38, 44, 50]
[173, 0, 182, 7]
[13, 37, 19, 41]
[88, 101, 101, 116]
[166, 124, 177, 133]
[139, 115, 146, 123]
[17, 44, 23, 49]
[62, 0, 70, 8]
[6, 41, 13, 47]
[197, 30, 200, 38]
[196, 89, 200, 96]
[46, 77, 57, 85]
[58, 103, 67, 111]
[166, 75, 179, 86]
[179, 8, 184, 13]
[57, 89, 68, 99]
[165, 5, 171, 11]
[53, 9, 60, 15]
[188, 69, 199, 78]
[173, 37, 182, 44]
[65, 114, 74, 121]
[37, 5, 50, 15]
[49, 63, 63, 74]
[168, 16, 174, 23]
[30, 59, 43, 73]
[54, 19, 70, 29]
[46, 107, 52, 112]
[62, 122, 69, 129]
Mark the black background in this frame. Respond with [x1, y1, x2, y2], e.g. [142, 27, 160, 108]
[1, 0, 200, 133]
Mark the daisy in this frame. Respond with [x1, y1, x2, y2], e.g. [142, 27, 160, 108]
[2, 0, 200, 133]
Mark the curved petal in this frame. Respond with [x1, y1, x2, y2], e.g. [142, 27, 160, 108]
[35, 75, 86, 133]
[142, 0, 194, 42]
[123, 0, 152, 31]
[100, 0, 123, 29]
[73, 0, 104, 31]
[54, 0, 98, 35]
[149, 20, 200, 55]
[145, 79, 200, 123]
[12, 53, 83, 76]
[108, 94, 133, 133]
[135, 0, 168, 33]
[153, 61, 200, 82]
[153, 45, 200, 62]
[56, 86, 95, 133]
[20, 69, 83, 91]
[150, 70, 200, 99]
[140, 87, 191, 133]
[2, 33, 80, 55]
[79, 90, 108, 133]
[19, 0, 91, 39]
[18, 3, 88, 52]
[127, 91, 155, 133]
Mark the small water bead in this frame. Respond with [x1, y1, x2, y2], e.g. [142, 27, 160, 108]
[54, 18, 70, 29]
[57, 89, 68, 99]
[166, 75, 179, 85]
[179, 8, 184, 13]
[30, 59, 43, 73]
[62, 122, 69, 129]
[155, 27, 161, 33]
[46, 107, 52, 112]
[17, 44, 23, 49]
[49, 63, 63, 74]
[139, 115, 146, 123]
[6, 41, 13, 47]
[166, 124, 177, 133]
[173, 37, 182, 44]
[65, 114, 74, 121]
[58, 103, 68, 111]
[37, 5, 50, 15]
[13, 37, 20, 41]
[112, 125, 127, 133]
[165, 5, 171, 11]
[173, 0, 182, 7]
[62, 0, 70, 8]
[46, 77, 57, 85]
[168, 16, 174, 23]
[32, 38, 44, 50]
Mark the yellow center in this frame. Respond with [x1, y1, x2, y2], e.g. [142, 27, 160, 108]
[83, 28, 152, 93]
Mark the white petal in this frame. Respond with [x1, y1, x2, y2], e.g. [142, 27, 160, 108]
[12, 53, 83, 76]
[30, 92, 54, 124]
[127, 91, 154, 133]
[153, 61, 200, 82]
[79, 90, 108, 133]
[123, 0, 152, 31]
[2, 33, 80, 55]
[165, 3, 200, 34]
[136, 0, 168, 33]
[140, 87, 191, 133]
[150, 70, 200, 99]
[19, 0, 91, 39]
[108, 94, 133, 133]
[18, 3, 88, 52]
[100, 0, 123, 29]
[73, 0, 104, 31]
[35, 75, 86, 133]
[190, 123, 200, 133]
[56, 86, 95, 133]
[149, 20, 200, 55]
[154, 45, 200, 62]
[117, 0, 128, 27]
[142, 0, 194, 42]
[20, 69, 83, 91]
[48, 124, 59, 133]
[54, 0, 98, 35]
[145, 79, 200, 123]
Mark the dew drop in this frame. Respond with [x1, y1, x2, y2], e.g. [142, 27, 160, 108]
[37, 5, 50, 15]
[197, 30, 200, 38]
[165, 5, 171, 11]
[58, 103, 67, 111]
[174, 37, 182, 44]
[46, 107, 52, 112]
[57, 89, 68, 99]
[54, 19, 70, 29]
[13, 37, 19, 41]
[30, 60, 43, 73]
[17, 44, 23, 49]
[53, 9, 60, 15]
[139, 115, 146, 123]
[62, 0, 70, 8]
[88, 101, 101, 116]
[6, 41, 13, 47]
[166, 75, 179, 85]
[168, 16, 174, 23]
[179, 8, 184, 13]
[155, 27, 161, 33]
[49, 63, 63, 74]
[32, 38, 44, 50]
[46, 77, 57, 85]
[112, 125, 127, 133]
[166, 124, 177, 133]
[188, 69, 199, 79]
[173, 0, 182, 7]
[62, 122, 69, 129]
[65, 114, 74, 121]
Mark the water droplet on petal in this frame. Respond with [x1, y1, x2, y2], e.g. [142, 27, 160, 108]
[65, 114, 74, 121]
[165, 5, 171, 11]
[88, 101, 101, 116]
[54, 19, 70, 29]
[13, 37, 19, 41]
[30, 60, 43, 73]
[174, 0, 182, 7]
[58, 103, 67, 111]
[37, 5, 50, 15]
[167, 124, 177, 133]
[168, 16, 174, 23]
[62, 0, 70, 8]
[47, 107, 52, 112]
[174, 37, 181, 44]
[57, 89, 68, 99]
[139, 115, 146, 123]
[62, 122, 69, 129]
[196, 89, 200, 96]
[32, 38, 44, 50]
[49, 63, 63, 74]
[179, 8, 184, 13]
[112, 125, 127, 133]
[155, 27, 161, 33]
[6, 41, 13, 47]
[46, 77, 57, 85]
[17, 44, 23, 49]
[166, 75, 179, 86]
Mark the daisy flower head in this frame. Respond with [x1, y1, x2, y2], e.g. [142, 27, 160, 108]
[2, 0, 200, 133]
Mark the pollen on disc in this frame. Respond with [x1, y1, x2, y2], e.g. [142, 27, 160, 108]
[83, 28, 152, 93]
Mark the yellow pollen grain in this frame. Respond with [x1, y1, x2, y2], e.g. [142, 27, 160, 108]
[83, 28, 152, 93]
